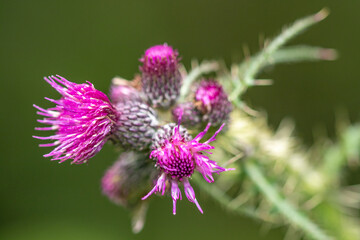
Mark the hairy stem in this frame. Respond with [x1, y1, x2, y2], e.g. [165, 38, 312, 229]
[230, 8, 329, 100]
[269, 46, 337, 64]
[244, 160, 332, 240]
[179, 61, 219, 101]
[313, 200, 360, 240]
[193, 175, 262, 221]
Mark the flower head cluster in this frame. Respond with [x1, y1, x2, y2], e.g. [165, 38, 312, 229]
[34, 44, 234, 217]
[142, 119, 233, 214]
[33, 75, 119, 164]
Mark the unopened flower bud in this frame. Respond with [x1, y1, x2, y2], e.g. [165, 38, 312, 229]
[140, 44, 182, 108]
[110, 77, 143, 104]
[114, 101, 159, 151]
[102, 151, 158, 207]
[195, 79, 232, 126]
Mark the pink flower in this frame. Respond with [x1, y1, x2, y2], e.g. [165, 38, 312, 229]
[33, 75, 119, 164]
[142, 120, 233, 214]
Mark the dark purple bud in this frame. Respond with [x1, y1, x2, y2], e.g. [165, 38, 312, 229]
[195, 79, 233, 126]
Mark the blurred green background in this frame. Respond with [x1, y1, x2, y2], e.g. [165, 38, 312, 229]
[1, 0, 359, 239]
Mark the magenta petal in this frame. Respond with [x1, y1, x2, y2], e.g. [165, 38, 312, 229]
[142, 173, 166, 200]
[171, 180, 182, 215]
[183, 179, 203, 214]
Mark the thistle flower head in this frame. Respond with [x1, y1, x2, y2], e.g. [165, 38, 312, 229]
[140, 44, 182, 108]
[33, 75, 119, 164]
[195, 79, 233, 125]
[142, 118, 233, 214]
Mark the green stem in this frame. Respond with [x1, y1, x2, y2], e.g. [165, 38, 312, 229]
[319, 124, 360, 188]
[233, 46, 336, 94]
[313, 200, 360, 240]
[193, 175, 262, 221]
[244, 160, 332, 240]
[230, 8, 329, 101]
[269, 46, 337, 64]
[179, 61, 219, 101]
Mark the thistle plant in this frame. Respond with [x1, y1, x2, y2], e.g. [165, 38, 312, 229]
[33, 9, 360, 239]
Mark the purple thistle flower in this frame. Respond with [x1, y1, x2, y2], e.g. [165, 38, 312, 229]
[142, 119, 233, 214]
[33, 75, 119, 164]
[140, 44, 182, 108]
[195, 79, 233, 126]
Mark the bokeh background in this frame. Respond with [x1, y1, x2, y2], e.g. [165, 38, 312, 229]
[1, 0, 359, 239]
